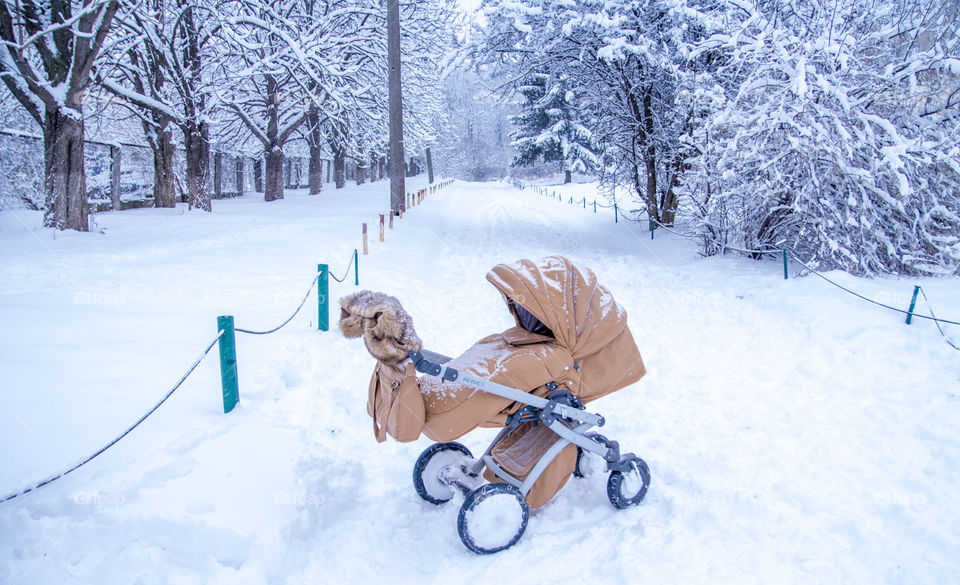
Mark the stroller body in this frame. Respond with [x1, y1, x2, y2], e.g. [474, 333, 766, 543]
[391, 256, 650, 553]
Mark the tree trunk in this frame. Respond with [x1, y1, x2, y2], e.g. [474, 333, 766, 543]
[564, 169, 572, 184]
[236, 157, 244, 196]
[214, 151, 223, 199]
[254, 158, 263, 192]
[356, 157, 366, 185]
[387, 0, 405, 212]
[660, 155, 683, 226]
[309, 148, 323, 195]
[43, 107, 88, 231]
[334, 152, 346, 188]
[426, 147, 434, 184]
[643, 86, 658, 222]
[307, 107, 323, 195]
[184, 121, 212, 211]
[265, 147, 284, 201]
[152, 124, 177, 207]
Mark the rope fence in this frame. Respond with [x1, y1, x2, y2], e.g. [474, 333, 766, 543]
[1, 178, 456, 504]
[510, 178, 959, 351]
[0, 332, 224, 504]
[0, 250, 362, 505]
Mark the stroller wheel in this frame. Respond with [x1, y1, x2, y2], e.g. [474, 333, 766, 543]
[413, 442, 473, 505]
[607, 456, 651, 509]
[457, 483, 529, 554]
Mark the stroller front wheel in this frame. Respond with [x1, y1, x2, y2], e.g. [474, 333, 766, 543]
[607, 456, 651, 509]
[457, 483, 529, 554]
[413, 442, 473, 505]
[574, 432, 609, 478]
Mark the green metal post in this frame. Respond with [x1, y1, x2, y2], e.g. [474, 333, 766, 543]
[593, 200, 597, 213]
[614, 203, 618, 223]
[905, 285, 921, 325]
[783, 249, 789, 279]
[583, 198, 586, 209]
[318, 263, 329, 331]
[353, 250, 359, 285]
[650, 219, 655, 240]
[217, 316, 239, 414]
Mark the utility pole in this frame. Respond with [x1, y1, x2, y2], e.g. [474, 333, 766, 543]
[387, 0, 405, 214]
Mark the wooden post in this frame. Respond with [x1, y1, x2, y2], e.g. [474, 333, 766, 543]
[379, 214, 385, 242]
[110, 145, 121, 210]
[362, 223, 369, 255]
[389, 211, 394, 229]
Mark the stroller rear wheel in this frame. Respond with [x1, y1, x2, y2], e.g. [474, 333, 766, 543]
[413, 442, 473, 505]
[607, 456, 651, 509]
[457, 483, 529, 554]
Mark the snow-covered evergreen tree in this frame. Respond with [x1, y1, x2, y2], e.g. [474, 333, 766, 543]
[510, 74, 597, 183]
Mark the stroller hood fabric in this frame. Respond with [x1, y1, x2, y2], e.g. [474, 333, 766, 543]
[486, 256, 628, 362]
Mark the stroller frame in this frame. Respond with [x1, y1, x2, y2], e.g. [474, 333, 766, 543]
[408, 350, 648, 498]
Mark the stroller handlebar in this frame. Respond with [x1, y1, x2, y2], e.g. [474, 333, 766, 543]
[409, 350, 459, 382]
[407, 350, 605, 428]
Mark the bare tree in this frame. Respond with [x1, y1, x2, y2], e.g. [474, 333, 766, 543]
[98, 0, 218, 211]
[218, 0, 382, 200]
[0, 0, 120, 230]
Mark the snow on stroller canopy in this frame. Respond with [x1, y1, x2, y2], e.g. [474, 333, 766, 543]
[486, 256, 627, 360]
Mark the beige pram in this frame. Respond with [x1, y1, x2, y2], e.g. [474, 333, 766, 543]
[340, 256, 650, 553]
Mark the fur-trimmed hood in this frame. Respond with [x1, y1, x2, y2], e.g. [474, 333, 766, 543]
[339, 290, 422, 365]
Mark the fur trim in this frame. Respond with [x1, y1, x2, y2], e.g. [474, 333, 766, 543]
[338, 293, 366, 338]
[338, 290, 422, 365]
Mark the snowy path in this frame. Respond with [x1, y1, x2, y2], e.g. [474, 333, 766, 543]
[1, 180, 959, 584]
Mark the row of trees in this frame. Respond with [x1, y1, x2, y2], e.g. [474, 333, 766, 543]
[0, 0, 455, 231]
[474, 0, 960, 275]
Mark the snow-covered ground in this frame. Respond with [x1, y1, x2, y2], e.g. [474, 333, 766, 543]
[1, 179, 958, 584]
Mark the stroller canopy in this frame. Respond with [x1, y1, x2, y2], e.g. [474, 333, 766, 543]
[486, 256, 628, 362]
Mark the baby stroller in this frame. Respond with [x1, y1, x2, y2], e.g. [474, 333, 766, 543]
[339, 256, 650, 554]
